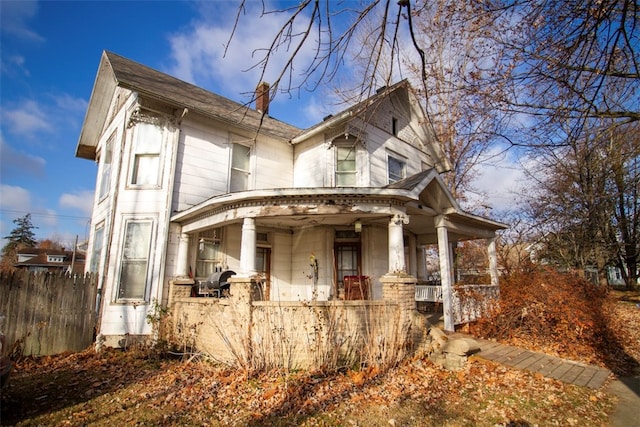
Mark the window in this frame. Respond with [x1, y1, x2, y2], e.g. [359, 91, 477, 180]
[388, 154, 406, 183]
[117, 220, 152, 300]
[90, 224, 104, 273]
[336, 145, 356, 186]
[196, 229, 221, 277]
[230, 143, 251, 192]
[131, 123, 162, 186]
[196, 241, 220, 277]
[392, 117, 398, 136]
[98, 135, 114, 200]
[335, 243, 361, 283]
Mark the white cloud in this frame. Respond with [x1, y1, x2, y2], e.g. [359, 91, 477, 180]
[0, 184, 32, 213]
[59, 190, 94, 218]
[3, 100, 54, 136]
[166, 2, 321, 106]
[0, 0, 44, 42]
[53, 93, 88, 115]
[465, 148, 533, 213]
[0, 137, 46, 179]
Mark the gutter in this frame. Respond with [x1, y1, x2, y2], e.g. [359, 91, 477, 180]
[290, 110, 353, 144]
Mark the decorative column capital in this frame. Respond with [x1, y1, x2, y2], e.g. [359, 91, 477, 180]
[391, 213, 409, 226]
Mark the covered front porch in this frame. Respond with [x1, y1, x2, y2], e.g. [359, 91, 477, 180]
[169, 170, 507, 331]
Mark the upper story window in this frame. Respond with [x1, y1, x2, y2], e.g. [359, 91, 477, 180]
[336, 145, 357, 186]
[388, 153, 406, 183]
[98, 134, 114, 200]
[131, 123, 162, 187]
[230, 142, 251, 192]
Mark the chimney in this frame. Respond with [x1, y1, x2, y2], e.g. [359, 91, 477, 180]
[256, 82, 270, 115]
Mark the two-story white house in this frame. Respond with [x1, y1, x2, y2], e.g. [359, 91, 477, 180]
[77, 51, 506, 346]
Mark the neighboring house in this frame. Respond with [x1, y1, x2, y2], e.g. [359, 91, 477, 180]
[14, 248, 85, 274]
[76, 51, 507, 346]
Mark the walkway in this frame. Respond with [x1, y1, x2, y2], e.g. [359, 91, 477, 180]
[447, 332, 612, 389]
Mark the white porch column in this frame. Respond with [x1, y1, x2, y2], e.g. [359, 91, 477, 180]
[436, 215, 455, 331]
[240, 217, 257, 275]
[388, 214, 408, 273]
[407, 234, 418, 277]
[417, 245, 427, 281]
[487, 237, 499, 286]
[176, 232, 190, 278]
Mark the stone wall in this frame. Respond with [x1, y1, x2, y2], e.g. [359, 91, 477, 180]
[168, 275, 433, 370]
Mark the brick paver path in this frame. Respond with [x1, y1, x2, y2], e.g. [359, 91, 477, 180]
[449, 333, 612, 389]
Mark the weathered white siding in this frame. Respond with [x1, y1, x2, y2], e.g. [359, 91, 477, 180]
[293, 135, 328, 187]
[287, 227, 332, 301]
[362, 225, 390, 299]
[173, 119, 230, 212]
[253, 135, 293, 189]
[269, 229, 293, 299]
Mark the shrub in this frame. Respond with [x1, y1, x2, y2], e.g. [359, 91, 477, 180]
[470, 266, 610, 362]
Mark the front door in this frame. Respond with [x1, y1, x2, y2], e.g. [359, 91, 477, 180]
[256, 246, 271, 300]
[335, 241, 363, 299]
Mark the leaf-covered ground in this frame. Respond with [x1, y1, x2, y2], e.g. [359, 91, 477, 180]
[1, 348, 614, 426]
[2, 292, 638, 426]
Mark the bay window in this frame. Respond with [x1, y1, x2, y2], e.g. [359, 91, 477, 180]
[90, 223, 105, 273]
[117, 220, 153, 300]
[131, 122, 162, 186]
[98, 135, 113, 200]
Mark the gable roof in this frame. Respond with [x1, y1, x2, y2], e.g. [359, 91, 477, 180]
[76, 51, 302, 160]
[291, 80, 450, 172]
[291, 80, 410, 143]
[14, 248, 85, 269]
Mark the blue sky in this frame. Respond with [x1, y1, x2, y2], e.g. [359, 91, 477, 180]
[0, 0, 523, 249]
[0, 0, 335, 248]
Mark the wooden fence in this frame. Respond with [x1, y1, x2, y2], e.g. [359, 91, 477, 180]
[0, 270, 98, 356]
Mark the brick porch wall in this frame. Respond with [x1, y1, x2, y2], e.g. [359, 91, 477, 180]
[168, 275, 429, 369]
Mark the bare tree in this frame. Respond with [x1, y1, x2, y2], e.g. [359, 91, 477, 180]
[526, 121, 639, 287]
[232, 1, 513, 203]
[232, 0, 637, 141]
[486, 0, 639, 145]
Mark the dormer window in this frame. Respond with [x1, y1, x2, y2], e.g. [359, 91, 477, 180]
[47, 255, 65, 263]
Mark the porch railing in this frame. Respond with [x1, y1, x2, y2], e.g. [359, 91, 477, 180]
[415, 285, 442, 302]
[415, 284, 500, 325]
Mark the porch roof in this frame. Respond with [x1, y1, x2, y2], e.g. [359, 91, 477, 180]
[171, 170, 507, 242]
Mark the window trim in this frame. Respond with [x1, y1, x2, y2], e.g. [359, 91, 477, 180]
[387, 151, 407, 184]
[89, 222, 105, 274]
[115, 218, 155, 303]
[334, 143, 358, 187]
[98, 133, 115, 201]
[128, 122, 163, 189]
[229, 141, 252, 192]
